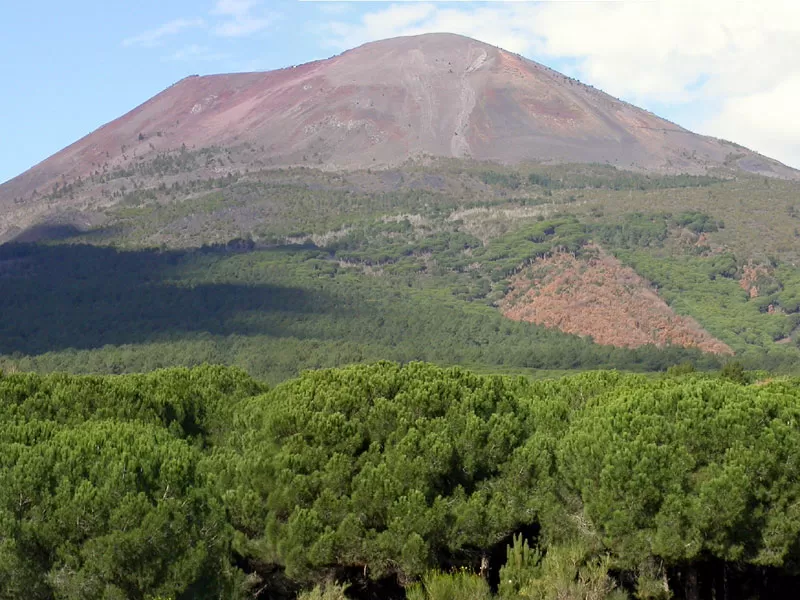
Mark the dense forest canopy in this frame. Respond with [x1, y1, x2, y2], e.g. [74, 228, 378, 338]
[2, 362, 800, 599]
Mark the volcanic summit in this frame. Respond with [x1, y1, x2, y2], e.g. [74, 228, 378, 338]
[1, 32, 797, 239]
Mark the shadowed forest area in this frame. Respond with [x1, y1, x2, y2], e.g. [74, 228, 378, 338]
[0, 243, 325, 354]
[0, 241, 726, 383]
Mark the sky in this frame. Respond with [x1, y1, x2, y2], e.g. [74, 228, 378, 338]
[1, 0, 799, 184]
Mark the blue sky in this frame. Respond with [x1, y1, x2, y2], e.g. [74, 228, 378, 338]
[2, 0, 799, 185]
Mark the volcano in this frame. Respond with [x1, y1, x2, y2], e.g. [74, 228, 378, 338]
[1, 32, 797, 240]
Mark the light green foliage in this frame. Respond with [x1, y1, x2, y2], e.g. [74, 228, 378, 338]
[514, 543, 627, 600]
[558, 377, 800, 568]
[0, 366, 262, 599]
[498, 535, 542, 599]
[0, 420, 234, 600]
[423, 544, 628, 600]
[223, 362, 544, 581]
[407, 570, 491, 600]
[3, 362, 800, 596]
[297, 581, 350, 600]
[0, 364, 265, 444]
[632, 559, 671, 600]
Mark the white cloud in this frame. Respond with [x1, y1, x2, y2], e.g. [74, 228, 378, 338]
[321, 0, 800, 168]
[211, 0, 276, 37]
[122, 17, 205, 48]
[703, 73, 800, 170]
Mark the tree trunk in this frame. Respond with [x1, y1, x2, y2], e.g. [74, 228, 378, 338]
[686, 566, 700, 600]
[480, 554, 489, 579]
[723, 563, 728, 600]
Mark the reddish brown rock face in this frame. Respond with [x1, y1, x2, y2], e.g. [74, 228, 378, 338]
[500, 246, 733, 355]
[1, 33, 796, 239]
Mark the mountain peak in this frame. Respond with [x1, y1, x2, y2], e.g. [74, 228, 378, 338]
[349, 31, 497, 52]
[1, 32, 797, 238]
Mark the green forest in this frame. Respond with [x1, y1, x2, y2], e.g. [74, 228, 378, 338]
[4, 162, 800, 599]
[0, 239, 724, 383]
[2, 362, 800, 599]
[5, 162, 800, 381]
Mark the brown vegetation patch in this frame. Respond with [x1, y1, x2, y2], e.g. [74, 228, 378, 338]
[739, 262, 773, 298]
[500, 247, 733, 354]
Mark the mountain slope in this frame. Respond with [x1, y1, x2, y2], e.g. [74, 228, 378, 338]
[1, 33, 798, 236]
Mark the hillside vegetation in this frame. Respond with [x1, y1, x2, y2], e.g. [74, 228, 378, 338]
[3, 362, 800, 599]
[3, 161, 800, 378]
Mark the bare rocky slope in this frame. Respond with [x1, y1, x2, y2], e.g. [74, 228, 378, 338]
[1, 32, 798, 241]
